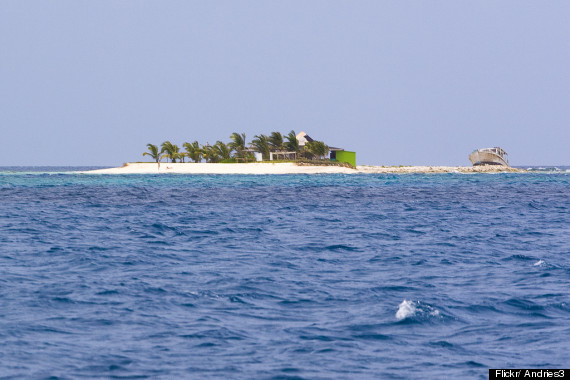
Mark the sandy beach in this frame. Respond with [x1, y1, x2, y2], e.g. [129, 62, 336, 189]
[83, 162, 524, 175]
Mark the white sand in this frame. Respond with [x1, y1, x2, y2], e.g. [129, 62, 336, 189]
[82, 162, 524, 175]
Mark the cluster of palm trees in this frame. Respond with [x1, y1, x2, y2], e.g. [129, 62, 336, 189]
[143, 131, 330, 164]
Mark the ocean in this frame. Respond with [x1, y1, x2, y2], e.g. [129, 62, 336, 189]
[0, 167, 568, 379]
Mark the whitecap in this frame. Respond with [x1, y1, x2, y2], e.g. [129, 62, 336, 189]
[430, 309, 440, 317]
[396, 300, 442, 321]
[396, 300, 417, 320]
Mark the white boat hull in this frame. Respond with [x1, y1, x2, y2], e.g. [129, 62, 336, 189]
[469, 151, 509, 166]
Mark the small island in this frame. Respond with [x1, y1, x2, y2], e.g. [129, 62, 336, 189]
[85, 163, 523, 175]
[84, 130, 525, 174]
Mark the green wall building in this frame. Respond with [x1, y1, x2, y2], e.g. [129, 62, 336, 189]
[331, 150, 356, 167]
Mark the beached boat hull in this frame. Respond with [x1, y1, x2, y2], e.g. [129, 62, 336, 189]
[469, 150, 509, 166]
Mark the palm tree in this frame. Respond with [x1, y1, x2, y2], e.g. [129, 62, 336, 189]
[171, 144, 181, 162]
[143, 143, 161, 162]
[284, 130, 300, 154]
[305, 140, 329, 160]
[143, 143, 166, 169]
[251, 134, 270, 160]
[202, 143, 220, 163]
[268, 132, 284, 152]
[229, 132, 247, 157]
[183, 141, 203, 163]
[213, 141, 232, 161]
[160, 141, 180, 163]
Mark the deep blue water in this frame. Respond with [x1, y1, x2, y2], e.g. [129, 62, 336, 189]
[0, 168, 568, 379]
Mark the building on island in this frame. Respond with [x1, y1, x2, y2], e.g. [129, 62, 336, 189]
[248, 131, 356, 166]
[330, 149, 356, 167]
[296, 131, 313, 147]
[296, 131, 356, 167]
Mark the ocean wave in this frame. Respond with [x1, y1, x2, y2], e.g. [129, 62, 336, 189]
[1, 172, 569, 378]
[523, 166, 570, 174]
[396, 300, 440, 321]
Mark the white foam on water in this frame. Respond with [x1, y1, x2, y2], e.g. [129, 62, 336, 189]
[396, 300, 417, 320]
[396, 300, 441, 320]
[534, 260, 545, 266]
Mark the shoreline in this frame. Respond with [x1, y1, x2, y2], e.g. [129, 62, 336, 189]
[82, 162, 525, 175]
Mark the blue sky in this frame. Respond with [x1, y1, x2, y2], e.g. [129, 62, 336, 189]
[1, 1, 568, 166]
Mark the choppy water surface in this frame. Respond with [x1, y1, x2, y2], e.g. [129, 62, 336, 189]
[0, 168, 568, 379]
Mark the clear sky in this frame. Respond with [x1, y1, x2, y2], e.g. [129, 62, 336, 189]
[1, 1, 569, 166]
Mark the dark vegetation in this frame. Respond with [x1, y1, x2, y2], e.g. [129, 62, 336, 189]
[143, 131, 334, 165]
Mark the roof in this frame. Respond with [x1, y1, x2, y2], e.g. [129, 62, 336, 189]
[296, 131, 314, 146]
[297, 131, 346, 152]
